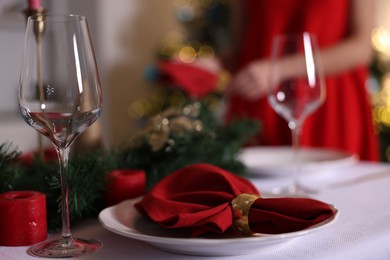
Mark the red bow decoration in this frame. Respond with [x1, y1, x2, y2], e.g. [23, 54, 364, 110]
[158, 61, 218, 99]
[135, 163, 336, 237]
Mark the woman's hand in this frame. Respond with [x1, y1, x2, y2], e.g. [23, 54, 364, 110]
[227, 59, 272, 101]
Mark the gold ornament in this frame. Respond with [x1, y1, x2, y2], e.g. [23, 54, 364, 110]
[129, 103, 203, 152]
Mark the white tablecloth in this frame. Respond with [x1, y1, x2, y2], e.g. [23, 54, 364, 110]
[2, 162, 390, 260]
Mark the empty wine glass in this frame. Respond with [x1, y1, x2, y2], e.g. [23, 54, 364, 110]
[268, 32, 326, 196]
[19, 14, 103, 257]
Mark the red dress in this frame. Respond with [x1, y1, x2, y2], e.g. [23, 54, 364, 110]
[225, 0, 380, 161]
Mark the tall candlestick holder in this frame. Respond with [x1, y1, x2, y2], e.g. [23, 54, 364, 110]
[23, 7, 46, 36]
[23, 7, 46, 160]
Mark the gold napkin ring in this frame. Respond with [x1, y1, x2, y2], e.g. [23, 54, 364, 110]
[231, 193, 259, 235]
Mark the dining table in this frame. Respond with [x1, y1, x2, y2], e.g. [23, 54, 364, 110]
[2, 156, 390, 259]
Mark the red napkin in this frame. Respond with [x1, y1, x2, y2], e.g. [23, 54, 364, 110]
[158, 61, 218, 99]
[135, 163, 336, 236]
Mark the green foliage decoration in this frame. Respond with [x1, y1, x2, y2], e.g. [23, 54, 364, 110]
[0, 101, 259, 231]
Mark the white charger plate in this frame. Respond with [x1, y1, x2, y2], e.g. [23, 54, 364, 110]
[98, 198, 339, 256]
[239, 146, 358, 177]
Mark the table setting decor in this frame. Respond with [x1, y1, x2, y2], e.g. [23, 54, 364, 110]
[99, 163, 338, 256]
[0, 100, 258, 232]
[0, 6, 260, 253]
[99, 198, 338, 256]
[0, 7, 258, 237]
[1, 52, 258, 254]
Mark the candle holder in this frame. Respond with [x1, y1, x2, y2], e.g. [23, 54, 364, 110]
[23, 7, 46, 36]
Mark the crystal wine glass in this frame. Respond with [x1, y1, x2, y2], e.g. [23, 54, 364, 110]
[268, 33, 326, 196]
[19, 14, 103, 257]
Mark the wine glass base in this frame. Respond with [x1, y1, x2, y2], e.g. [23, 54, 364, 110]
[29, 237, 102, 258]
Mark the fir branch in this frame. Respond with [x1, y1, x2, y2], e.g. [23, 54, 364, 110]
[0, 148, 117, 231]
[0, 143, 22, 193]
[119, 115, 260, 190]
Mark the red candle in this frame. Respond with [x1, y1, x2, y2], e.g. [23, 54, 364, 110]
[104, 170, 146, 206]
[0, 191, 47, 246]
[27, 0, 41, 10]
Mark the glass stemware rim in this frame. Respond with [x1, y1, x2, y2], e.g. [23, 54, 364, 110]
[28, 13, 86, 23]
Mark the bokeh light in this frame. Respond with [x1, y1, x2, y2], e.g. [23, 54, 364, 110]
[179, 45, 197, 63]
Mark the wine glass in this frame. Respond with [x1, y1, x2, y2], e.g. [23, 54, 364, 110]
[19, 14, 103, 257]
[268, 32, 326, 196]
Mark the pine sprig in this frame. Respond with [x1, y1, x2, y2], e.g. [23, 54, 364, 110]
[0, 102, 259, 231]
[0, 149, 117, 231]
[0, 143, 22, 193]
[68, 151, 116, 215]
[118, 106, 260, 190]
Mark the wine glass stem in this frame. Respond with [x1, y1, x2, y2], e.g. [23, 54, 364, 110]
[291, 124, 302, 193]
[56, 146, 72, 243]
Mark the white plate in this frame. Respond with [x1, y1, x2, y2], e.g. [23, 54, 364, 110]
[98, 198, 339, 256]
[240, 146, 358, 177]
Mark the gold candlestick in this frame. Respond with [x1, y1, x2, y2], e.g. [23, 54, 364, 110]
[24, 7, 46, 36]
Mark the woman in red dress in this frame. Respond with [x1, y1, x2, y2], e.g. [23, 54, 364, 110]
[224, 0, 380, 161]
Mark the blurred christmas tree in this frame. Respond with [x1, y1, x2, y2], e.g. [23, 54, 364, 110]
[122, 0, 260, 188]
[129, 0, 232, 123]
[158, 0, 231, 60]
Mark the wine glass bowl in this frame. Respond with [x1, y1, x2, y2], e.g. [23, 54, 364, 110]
[268, 33, 326, 195]
[19, 14, 102, 257]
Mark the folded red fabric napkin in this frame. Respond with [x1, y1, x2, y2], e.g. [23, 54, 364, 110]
[158, 61, 218, 99]
[135, 163, 336, 237]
